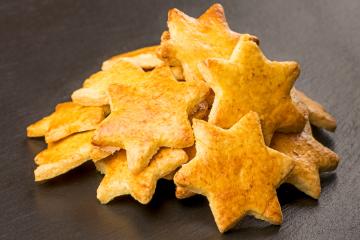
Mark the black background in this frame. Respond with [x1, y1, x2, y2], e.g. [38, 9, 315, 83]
[1, 0, 359, 239]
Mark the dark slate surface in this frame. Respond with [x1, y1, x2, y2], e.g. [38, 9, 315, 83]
[1, 0, 359, 239]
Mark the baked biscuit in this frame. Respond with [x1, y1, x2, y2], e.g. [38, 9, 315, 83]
[198, 34, 305, 144]
[92, 65, 209, 173]
[174, 112, 293, 232]
[96, 148, 188, 204]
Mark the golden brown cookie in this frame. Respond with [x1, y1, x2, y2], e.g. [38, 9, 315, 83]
[34, 131, 95, 181]
[198, 34, 305, 144]
[27, 102, 108, 143]
[159, 3, 258, 82]
[292, 88, 336, 131]
[102, 45, 163, 71]
[96, 148, 188, 204]
[92, 65, 209, 173]
[71, 60, 146, 106]
[271, 121, 340, 198]
[102, 45, 187, 82]
[174, 112, 294, 232]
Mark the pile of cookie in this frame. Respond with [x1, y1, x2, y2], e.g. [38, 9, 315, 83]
[27, 4, 340, 233]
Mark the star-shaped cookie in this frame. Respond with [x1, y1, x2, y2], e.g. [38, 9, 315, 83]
[102, 45, 185, 82]
[34, 130, 95, 181]
[102, 45, 163, 71]
[270, 121, 340, 199]
[292, 88, 337, 131]
[92, 65, 209, 173]
[27, 102, 108, 143]
[96, 148, 188, 204]
[159, 3, 258, 82]
[71, 60, 147, 106]
[198, 34, 305, 144]
[174, 112, 294, 233]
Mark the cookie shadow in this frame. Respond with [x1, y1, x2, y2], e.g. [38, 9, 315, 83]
[229, 216, 280, 236]
[277, 184, 318, 207]
[106, 179, 176, 210]
[25, 138, 47, 155]
[311, 126, 335, 150]
[320, 172, 338, 189]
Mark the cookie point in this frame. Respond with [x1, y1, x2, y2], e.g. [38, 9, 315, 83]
[168, 8, 183, 21]
[286, 61, 300, 78]
[208, 3, 225, 15]
[248, 34, 260, 45]
[240, 33, 257, 42]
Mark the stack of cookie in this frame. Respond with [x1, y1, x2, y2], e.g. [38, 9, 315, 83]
[27, 3, 339, 233]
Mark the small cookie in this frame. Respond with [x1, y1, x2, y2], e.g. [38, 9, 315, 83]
[271, 121, 340, 198]
[34, 131, 94, 181]
[102, 45, 162, 71]
[27, 102, 108, 143]
[96, 148, 188, 204]
[293, 88, 336, 131]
